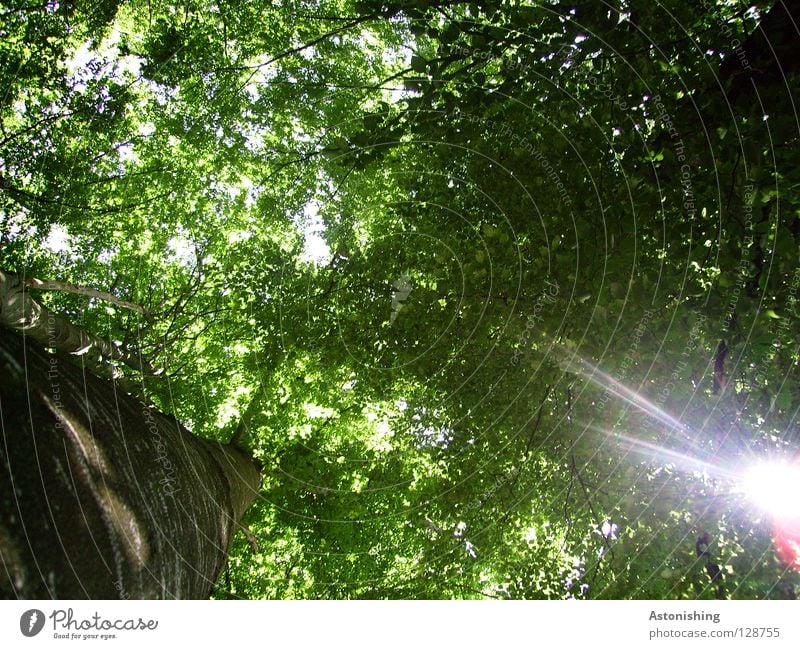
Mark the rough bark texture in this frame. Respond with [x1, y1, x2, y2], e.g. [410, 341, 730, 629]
[0, 330, 261, 598]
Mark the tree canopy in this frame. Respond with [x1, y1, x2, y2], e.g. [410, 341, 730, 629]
[2, 0, 799, 599]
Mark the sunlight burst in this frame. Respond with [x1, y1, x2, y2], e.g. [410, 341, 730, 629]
[741, 462, 800, 520]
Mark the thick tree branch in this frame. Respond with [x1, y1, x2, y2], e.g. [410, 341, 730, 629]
[228, 384, 266, 449]
[22, 276, 148, 315]
[0, 270, 156, 377]
[237, 522, 260, 553]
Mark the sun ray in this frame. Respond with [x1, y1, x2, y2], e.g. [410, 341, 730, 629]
[553, 346, 693, 439]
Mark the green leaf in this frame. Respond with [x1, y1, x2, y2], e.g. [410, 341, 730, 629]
[410, 55, 427, 73]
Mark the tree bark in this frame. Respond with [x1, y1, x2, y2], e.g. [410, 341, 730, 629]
[0, 269, 155, 377]
[0, 329, 261, 598]
[21, 274, 148, 315]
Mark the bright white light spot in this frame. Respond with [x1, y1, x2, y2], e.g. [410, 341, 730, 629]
[303, 403, 335, 419]
[65, 41, 94, 80]
[117, 141, 137, 164]
[167, 234, 195, 267]
[600, 520, 618, 539]
[295, 201, 331, 265]
[303, 232, 330, 264]
[97, 247, 117, 263]
[227, 230, 253, 244]
[465, 540, 477, 558]
[44, 224, 71, 254]
[741, 462, 800, 520]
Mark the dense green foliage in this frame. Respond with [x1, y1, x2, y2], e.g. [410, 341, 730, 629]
[2, 0, 799, 599]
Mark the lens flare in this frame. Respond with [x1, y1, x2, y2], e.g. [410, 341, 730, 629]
[741, 459, 800, 571]
[547, 341, 800, 571]
[741, 462, 800, 520]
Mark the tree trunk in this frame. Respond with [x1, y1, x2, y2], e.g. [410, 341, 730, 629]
[0, 330, 261, 598]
